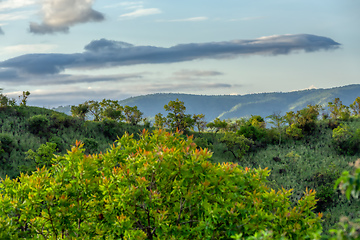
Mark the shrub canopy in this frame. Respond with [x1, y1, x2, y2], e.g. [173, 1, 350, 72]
[0, 129, 322, 239]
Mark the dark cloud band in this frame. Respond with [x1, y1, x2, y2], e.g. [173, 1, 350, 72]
[0, 34, 340, 75]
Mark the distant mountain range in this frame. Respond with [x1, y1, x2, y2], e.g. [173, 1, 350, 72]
[53, 84, 360, 121]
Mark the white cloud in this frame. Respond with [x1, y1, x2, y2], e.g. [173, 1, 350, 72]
[104, 1, 143, 10]
[158, 17, 208, 22]
[0, 44, 57, 56]
[0, 0, 36, 11]
[228, 16, 265, 22]
[30, 0, 105, 34]
[119, 8, 161, 19]
[0, 10, 34, 21]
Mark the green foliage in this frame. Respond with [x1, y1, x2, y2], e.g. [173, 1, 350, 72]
[25, 142, 58, 169]
[328, 98, 351, 121]
[266, 113, 286, 145]
[296, 104, 322, 134]
[101, 118, 123, 140]
[335, 160, 360, 200]
[220, 132, 253, 160]
[71, 103, 89, 121]
[286, 123, 303, 139]
[19, 91, 30, 107]
[123, 105, 143, 125]
[28, 114, 50, 136]
[0, 133, 15, 154]
[248, 115, 266, 128]
[50, 111, 75, 130]
[0, 130, 322, 239]
[163, 98, 194, 132]
[238, 122, 267, 143]
[192, 113, 207, 133]
[206, 118, 228, 134]
[306, 164, 341, 213]
[350, 97, 360, 116]
[0, 89, 16, 108]
[329, 160, 360, 239]
[49, 136, 66, 152]
[332, 124, 360, 155]
[82, 138, 99, 154]
[99, 99, 124, 121]
[154, 113, 166, 129]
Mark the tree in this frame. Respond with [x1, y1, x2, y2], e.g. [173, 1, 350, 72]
[206, 118, 228, 135]
[86, 100, 102, 121]
[0, 89, 16, 108]
[286, 123, 303, 139]
[0, 130, 322, 239]
[19, 91, 30, 107]
[266, 112, 286, 145]
[220, 132, 253, 160]
[349, 97, 360, 116]
[248, 115, 266, 128]
[328, 98, 350, 121]
[71, 103, 89, 121]
[295, 104, 322, 134]
[154, 113, 166, 129]
[192, 114, 206, 133]
[28, 114, 50, 135]
[123, 105, 143, 125]
[164, 98, 194, 132]
[99, 99, 124, 121]
[284, 111, 296, 126]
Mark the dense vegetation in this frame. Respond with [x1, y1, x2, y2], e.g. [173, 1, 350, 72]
[1, 90, 360, 239]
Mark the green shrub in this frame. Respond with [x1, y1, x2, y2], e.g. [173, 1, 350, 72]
[49, 136, 66, 152]
[28, 114, 50, 135]
[332, 124, 360, 155]
[101, 118, 123, 140]
[238, 123, 267, 142]
[0, 130, 322, 239]
[0, 133, 15, 154]
[82, 137, 99, 154]
[286, 123, 303, 139]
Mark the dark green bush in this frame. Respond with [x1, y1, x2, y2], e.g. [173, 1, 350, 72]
[101, 118, 123, 140]
[0, 133, 15, 154]
[49, 136, 66, 152]
[82, 137, 99, 154]
[28, 114, 50, 135]
[237, 123, 267, 142]
[332, 124, 360, 155]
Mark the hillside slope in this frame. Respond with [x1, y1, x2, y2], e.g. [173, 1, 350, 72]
[53, 84, 360, 121]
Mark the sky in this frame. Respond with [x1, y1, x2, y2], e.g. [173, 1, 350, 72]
[0, 0, 359, 107]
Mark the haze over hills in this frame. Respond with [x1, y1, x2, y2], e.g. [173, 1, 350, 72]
[54, 84, 360, 121]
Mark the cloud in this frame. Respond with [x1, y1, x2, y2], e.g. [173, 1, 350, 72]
[0, 26, 3, 35]
[119, 8, 161, 19]
[0, 0, 36, 10]
[0, 34, 340, 75]
[0, 68, 143, 86]
[20, 88, 131, 107]
[30, 0, 105, 34]
[143, 83, 232, 92]
[173, 70, 223, 80]
[0, 44, 57, 56]
[104, 1, 144, 10]
[0, 10, 34, 21]
[157, 17, 208, 22]
[174, 70, 223, 77]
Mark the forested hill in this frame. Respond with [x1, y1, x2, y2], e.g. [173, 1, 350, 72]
[54, 84, 360, 121]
